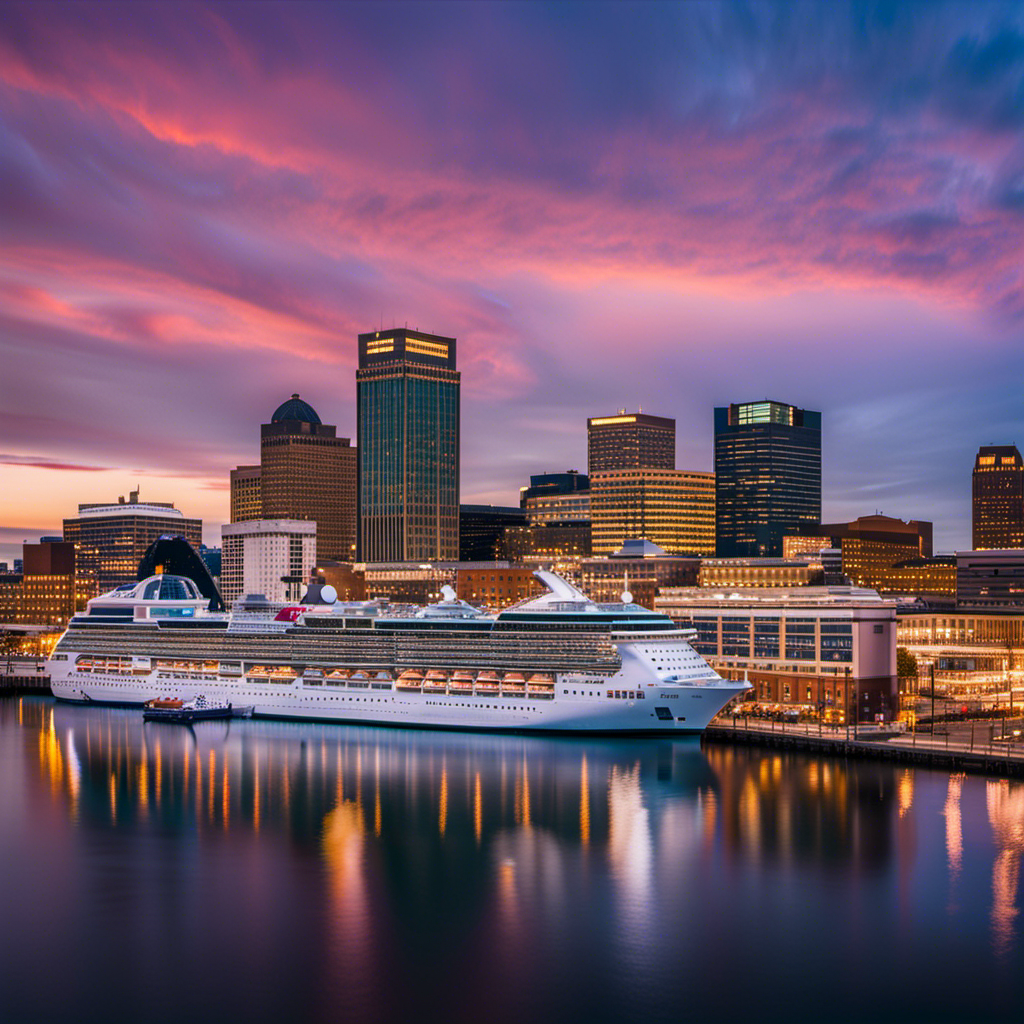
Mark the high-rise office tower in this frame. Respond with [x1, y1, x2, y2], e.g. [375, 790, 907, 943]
[588, 412, 675, 474]
[63, 490, 202, 600]
[259, 395, 357, 562]
[972, 445, 1024, 549]
[357, 329, 460, 561]
[714, 400, 821, 557]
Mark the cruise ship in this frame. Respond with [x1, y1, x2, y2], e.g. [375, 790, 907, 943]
[48, 570, 749, 733]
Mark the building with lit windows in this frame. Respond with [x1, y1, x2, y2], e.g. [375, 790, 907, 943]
[714, 400, 821, 557]
[897, 609, 1024, 697]
[873, 556, 956, 600]
[455, 566, 544, 608]
[357, 329, 460, 562]
[581, 540, 699, 608]
[21, 541, 76, 626]
[220, 519, 316, 605]
[458, 504, 528, 561]
[790, 515, 933, 590]
[229, 464, 262, 523]
[258, 395, 357, 562]
[504, 523, 592, 567]
[63, 490, 202, 600]
[698, 557, 825, 589]
[519, 470, 591, 524]
[588, 412, 674, 474]
[590, 468, 715, 556]
[355, 561, 538, 608]
[0, 571, 21, 623]
[656, 586, 897, 721]
[956, 550, 1024, 610]
[972, 445, 1024, 549]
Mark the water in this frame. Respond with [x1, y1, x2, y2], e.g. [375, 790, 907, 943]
[1, 698, 1022, 1024]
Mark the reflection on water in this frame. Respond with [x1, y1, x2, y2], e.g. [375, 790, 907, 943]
[4, 697, 1024, 1024]
[986, 779, 1024, 960]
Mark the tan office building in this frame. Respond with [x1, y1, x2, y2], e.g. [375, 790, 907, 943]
[258, 395, 357, 562]
[590, 468, 715, 556]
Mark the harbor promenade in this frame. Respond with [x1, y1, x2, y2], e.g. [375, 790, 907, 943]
[706, 714, 1024, 778]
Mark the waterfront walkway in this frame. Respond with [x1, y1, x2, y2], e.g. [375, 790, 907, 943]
[1, 657, 52, 695]
[706, 716, 1024, 777]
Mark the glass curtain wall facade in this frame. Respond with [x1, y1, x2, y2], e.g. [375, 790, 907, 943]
[972, 445, 1024, 549]
[714, 400, 821, 557]
[357, 330, 460, 562]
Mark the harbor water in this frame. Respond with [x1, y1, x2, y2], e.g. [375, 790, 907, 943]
[1, 696, 1022, 1023]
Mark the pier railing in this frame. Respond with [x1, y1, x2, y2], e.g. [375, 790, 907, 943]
[706, 714, 1024, 778]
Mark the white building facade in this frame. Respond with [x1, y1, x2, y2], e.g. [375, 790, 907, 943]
[655, 586, 897, 722]
[221, 520, 316, 605]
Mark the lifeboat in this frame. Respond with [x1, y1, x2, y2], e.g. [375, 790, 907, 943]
[423, 670, 448, 693]
[144, 698, 184, 710]
[397, 669, 424, 690]
[474, 673, 500, 694]
[449, 671, 474, 693]
[501, 672, 526, 696]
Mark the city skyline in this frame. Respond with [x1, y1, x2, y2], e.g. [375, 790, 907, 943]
[3, 2, 1024, 560]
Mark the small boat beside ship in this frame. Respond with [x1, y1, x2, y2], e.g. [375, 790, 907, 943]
[142, 695, 253, 723]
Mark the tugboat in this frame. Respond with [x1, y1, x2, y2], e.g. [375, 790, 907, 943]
[143, 694, 240, 723]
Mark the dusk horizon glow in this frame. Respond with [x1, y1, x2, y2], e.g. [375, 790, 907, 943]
[3, 1, 1024, 562]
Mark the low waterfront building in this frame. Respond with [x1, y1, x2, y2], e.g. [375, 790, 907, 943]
[63, 490, 202, 600]
[356, 561, 540, 608]
[873, 555, 956, 600]
[896, 608, 1024, 696]
[455, 566, 543, 608]
[313, 561, 366, 601]
[698, 557, 825, 589]
[221, 519, 316, 605]
[581, 540, 699, 608]
[956, 549, 1024, 610]
[655, 585, 897, 721]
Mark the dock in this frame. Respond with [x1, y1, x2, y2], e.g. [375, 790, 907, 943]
[1, 658, 52, 695]
[706, 717, 1024, 778]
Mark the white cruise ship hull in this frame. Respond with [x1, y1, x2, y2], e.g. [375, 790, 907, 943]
[49, 668, 745, 734]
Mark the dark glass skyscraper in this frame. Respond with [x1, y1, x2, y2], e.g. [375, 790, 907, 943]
[972, 445, 1024, 549]
[714, 400, 821, 557]
[357, 329, 460, 561]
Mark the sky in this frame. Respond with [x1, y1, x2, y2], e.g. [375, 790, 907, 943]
[1, 0, 1023, 563]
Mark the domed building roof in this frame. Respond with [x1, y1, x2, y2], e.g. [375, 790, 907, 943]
[271, 394, 321, 425]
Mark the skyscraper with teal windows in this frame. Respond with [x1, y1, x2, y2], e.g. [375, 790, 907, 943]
[356, 329, 460, 561]
[714, 400, 821, 557]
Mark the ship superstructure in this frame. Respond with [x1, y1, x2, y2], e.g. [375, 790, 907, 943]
[48, 571, 749, 733]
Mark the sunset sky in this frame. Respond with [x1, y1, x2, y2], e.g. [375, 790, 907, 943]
[2, 1, 1023, 562]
